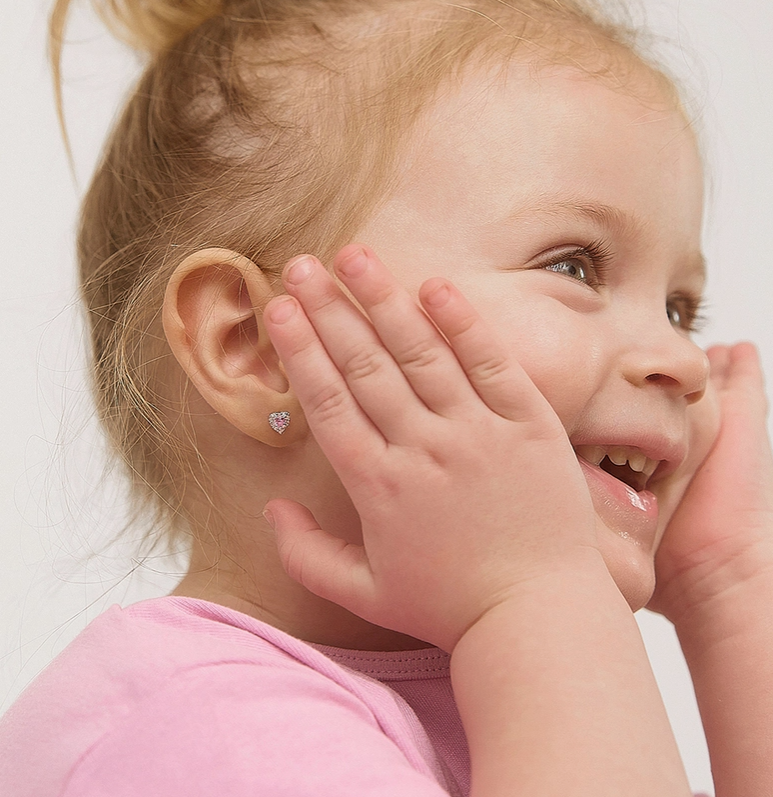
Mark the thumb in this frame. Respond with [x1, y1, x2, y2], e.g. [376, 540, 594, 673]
[264, 498, 376, 615]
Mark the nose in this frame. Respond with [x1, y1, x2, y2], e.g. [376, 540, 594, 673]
[621, 326, 709, 405]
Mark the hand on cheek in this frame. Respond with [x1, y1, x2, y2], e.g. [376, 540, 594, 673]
[262, 246, 605, 652]
[649, 343, 773, 621]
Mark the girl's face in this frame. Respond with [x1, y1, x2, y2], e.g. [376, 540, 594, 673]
[354, 63, 719, 610]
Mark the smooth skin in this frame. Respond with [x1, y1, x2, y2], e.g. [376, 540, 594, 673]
[167, 61, 773, 795]
[264, 247, 692, 795]
[352, 62, 718, 612]
[265, 247, 600, 651]
[651, 342, 773, 796]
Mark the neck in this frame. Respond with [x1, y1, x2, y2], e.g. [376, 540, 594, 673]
[171, 503, 428, 652]
[173, 422, 429, 651]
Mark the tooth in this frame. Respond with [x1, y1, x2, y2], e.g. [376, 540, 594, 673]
[575, 445, 606, 466]
[607, 447, 630, 467]
[628, 452, 647, 473]
[643, 459, 659, 478]
[588, 446, 606, 465]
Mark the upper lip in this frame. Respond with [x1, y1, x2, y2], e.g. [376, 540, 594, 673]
[570, 434, 687, 487]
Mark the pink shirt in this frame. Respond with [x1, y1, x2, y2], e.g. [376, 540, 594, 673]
[0, 596, 714, 796]
[0, 597, 469, 796]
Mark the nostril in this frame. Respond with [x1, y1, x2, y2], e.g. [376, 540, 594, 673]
[645, 373, 678, 387]
[684, 386, 706, 405]
[646, 372, 705, 404]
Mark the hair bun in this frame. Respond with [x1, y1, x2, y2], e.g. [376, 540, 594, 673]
[94, 0, 227, 54]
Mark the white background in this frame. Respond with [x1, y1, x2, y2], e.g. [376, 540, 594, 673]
[1, 1, 772, 792]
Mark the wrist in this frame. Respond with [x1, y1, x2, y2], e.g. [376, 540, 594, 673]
[669, 559, 773, 797]
[672, 564, 773, 653]
[451, 552, 635, 679]
[659, 537, 773, 634]
[454, 549, 620, 648]
[450, 555, 690, 796]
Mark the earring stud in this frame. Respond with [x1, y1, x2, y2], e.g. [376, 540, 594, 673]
[268, 411, 291, 435]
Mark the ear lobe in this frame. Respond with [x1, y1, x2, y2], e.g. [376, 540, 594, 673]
[162, 248, 306, 446]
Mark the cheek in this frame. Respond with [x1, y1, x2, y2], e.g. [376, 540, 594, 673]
[685, 380, 722, 471]
[655, 382, 721, 531]
[493, 299, 605, 422]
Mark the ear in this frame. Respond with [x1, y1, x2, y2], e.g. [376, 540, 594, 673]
[162, 248, 307, 446]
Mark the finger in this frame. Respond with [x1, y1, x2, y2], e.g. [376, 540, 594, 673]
[419, 277, 557, 425]
[266, 499, 377, 616]
[727, 342, 766, 385]
[708, 343, 767, 410]
[332, 245, 481, 416]
[264, 293, 387, 469]
[706, 345, 731, 390]
[281, 254, 435, 438]
[727, 342, 768, 413]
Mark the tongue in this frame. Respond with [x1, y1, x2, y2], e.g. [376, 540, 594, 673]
[577, 458, 659, 549]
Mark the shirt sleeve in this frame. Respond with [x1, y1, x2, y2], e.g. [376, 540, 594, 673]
[62, 661, 452, 797]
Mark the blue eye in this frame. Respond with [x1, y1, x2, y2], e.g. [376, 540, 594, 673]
[539, 240, 612, 289]
[667, 293, 707, 334]
[667, 302, 683, 327]
[544, 258, 589, 283]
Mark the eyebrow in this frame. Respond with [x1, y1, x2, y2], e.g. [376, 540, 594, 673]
[505, 198, 707, 280]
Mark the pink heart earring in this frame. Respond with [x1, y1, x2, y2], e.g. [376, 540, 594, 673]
[268, 411, 291, 435]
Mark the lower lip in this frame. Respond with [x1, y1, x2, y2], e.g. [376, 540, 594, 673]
[577, 457, 659, 549]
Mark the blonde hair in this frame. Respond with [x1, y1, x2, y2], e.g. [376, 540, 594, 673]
[50, 0, 671, 548]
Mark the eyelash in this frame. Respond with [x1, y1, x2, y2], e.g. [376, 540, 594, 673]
[539, 241, 708, 334]
[667, 293, 708, 335]
[539, 239, 613, 289]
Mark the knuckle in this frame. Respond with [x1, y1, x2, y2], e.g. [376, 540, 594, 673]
[277, 536, 305, 582]
[284, 541, 321, 596]
[366, 280, 396, 309]
[363, 469, 405, 502]
[398, 340, 443, 372]
[284, 329, 322, 361]
[342, 344, 385, 383]
[307, 382, 349, 423]
[278, 535, 297, 569]
[448, 310, 478, 338]
[468, 353, 510, 384]
[303, 282, 340, 314]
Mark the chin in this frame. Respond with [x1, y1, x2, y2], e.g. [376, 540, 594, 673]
[604, 545, 657, 612]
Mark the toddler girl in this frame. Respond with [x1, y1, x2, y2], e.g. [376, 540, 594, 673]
[2, 0, 773, 794]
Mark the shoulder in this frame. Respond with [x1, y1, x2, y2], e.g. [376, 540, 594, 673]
[64, 658, 444, 795]
[0, 597, 449, 797]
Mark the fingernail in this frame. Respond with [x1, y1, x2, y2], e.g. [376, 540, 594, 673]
[262, 508, 276, 529]
[285, 255, 316, 285]
[424, 281, 450, 307]
[266, 296, 297, 324]
[337, 247, 369, 278]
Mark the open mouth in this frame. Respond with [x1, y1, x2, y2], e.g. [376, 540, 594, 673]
[574, 445, 660, 493]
